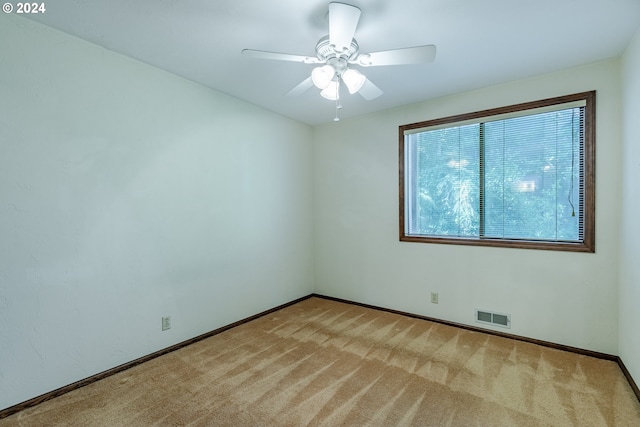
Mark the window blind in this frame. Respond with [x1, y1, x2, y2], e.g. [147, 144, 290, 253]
[404, 105, 585, 243]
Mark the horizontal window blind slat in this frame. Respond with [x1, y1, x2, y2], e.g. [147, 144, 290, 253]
[403, 100, 586, 135]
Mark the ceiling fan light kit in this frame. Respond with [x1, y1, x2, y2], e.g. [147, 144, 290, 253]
[242, 2, 436, 120]
[320, 80, 340, 101]
[311, 65, 335, 89]
[342, 69, 366, 94]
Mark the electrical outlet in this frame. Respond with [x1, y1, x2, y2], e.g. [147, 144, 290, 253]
[162, 316, 171, 331]
[431, 292, 439, 304]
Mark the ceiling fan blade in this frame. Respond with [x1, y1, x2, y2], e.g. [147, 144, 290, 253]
[241, 49, 320, 64]
[329, 2, 361, 53]
[355, 45, 437, 67]
[286, 77, 314, 97]
[358, 78, 383, 100]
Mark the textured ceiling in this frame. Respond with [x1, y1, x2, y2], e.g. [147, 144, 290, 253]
[24, 0, 640, 125]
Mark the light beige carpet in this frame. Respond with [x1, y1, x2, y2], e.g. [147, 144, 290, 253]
[2, 297, 640, 426]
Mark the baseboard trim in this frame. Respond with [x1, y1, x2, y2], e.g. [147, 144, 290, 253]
[311, 293, 640, 403]
[617, 356, 640, 402]
[0, 294, 313, 420]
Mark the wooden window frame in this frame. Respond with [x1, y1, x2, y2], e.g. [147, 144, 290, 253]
[399, 91, 595, 252]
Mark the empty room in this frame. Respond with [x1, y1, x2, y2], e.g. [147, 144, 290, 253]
[1, 0, 640, 425]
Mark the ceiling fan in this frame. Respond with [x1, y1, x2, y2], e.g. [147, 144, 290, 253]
[242, 2, 436, 119]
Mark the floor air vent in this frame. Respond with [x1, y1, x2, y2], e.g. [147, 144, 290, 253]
[475, 309, 511, 328]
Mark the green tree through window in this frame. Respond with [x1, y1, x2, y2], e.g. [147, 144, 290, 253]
[400, 91, 595, 252]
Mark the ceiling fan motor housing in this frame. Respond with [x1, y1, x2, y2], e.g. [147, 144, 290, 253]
[315, 35, 359, 75]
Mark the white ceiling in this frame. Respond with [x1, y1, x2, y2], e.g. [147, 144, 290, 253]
[24, 0, 640, 125]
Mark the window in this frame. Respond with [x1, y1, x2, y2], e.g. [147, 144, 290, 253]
[399, 91, 595, 252]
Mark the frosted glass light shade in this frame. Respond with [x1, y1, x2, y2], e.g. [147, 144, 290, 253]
[342, 69, 366, 94]
[320, 80, 340, 100]
[311, 65, 335, 89]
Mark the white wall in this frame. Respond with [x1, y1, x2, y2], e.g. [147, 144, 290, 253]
[0, 14, 313, 410]
[619, 25, 640, 387]
[313, 60, 622, 354]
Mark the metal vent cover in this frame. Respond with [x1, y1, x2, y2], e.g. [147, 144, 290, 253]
[475, 309, 511, 328]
